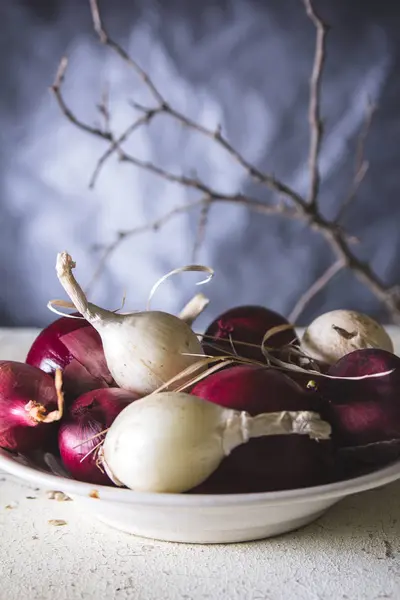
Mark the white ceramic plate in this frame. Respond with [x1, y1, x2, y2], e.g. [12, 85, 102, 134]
[1, 448, 399, 544]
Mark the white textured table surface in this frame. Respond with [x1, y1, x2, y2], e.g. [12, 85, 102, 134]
[1, 327, 400, 600]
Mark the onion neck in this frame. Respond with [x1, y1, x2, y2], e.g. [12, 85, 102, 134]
[248, 410, 332, 441]
[222, 409, 331, 455]
[56, 252, 116, 328]
[26, 370, 65, 424]
[221, 410, 251, 456]
[178, 294, 209, 326]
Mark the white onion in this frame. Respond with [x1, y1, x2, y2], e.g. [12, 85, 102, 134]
[54, 252, 203, 395]
[301, 309, 393, 366]
[101, 391, 331, 493]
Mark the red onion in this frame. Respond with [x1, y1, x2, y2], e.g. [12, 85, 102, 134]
[59, 388, 140, 485]
[26, 314, 89, 374]
[202, 305, 298, 363]
[0, 361, 63, 452]
[26, 315, 114, 398]
[321, 348, 400, 469]
[59, 326, 114, 385]
[190, 365, 333, 493]
[61, 359, 108, 398]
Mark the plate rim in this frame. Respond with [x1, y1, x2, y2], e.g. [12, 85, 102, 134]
[1, 448, 399, 507]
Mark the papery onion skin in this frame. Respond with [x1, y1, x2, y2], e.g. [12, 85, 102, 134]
[202, 305, 298, 363]
[59, 388, 139, 485]
[26, 314, 89, 375]
[320, 349, 400, 465]
[191, 365, 333, 493]
[59, 327, 114, 385]
[0, 361, 60, 452]
[61, 359, 109, 399]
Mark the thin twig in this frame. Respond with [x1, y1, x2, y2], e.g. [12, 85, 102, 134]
[89, 109, 160, 188]
[50, 59, 301, 214]
[50, 57, 112, 142]
[303, 0, 329, 209]
[89, 0, 165, 105]
[336, 101, 376, 223]
[132, 105, 309, 210]
[288, 260, 344, 323]
[88, 0, 308, 212]
[88, 199, 210, 291]
[87, 195, 296, 291]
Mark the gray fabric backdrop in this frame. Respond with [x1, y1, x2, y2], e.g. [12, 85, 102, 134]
[1, 0, 399, 328]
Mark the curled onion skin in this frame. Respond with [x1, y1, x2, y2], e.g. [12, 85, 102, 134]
[191, 365, 333, 493]
[202, 305, 298, 362]
[0, 361, 61, 452]
[59, 388, 139, 485]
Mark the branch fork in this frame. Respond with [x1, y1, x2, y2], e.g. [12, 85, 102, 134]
[49, 0, 400, 323]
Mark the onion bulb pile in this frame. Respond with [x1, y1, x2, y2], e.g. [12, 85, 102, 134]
[0, 250, 399, 496]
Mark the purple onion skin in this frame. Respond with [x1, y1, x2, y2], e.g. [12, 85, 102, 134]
[0, 361, 59, 452]
[191, 365, 333, 494]
[61, 359, 109, 399]
[322, 349, 400, 447]
[202, 305, 298, 363]
[190, 435, 334, 494]
[26, 315, 89, 375]
[192, 364, 321, 414]
[59, 388, 140, 485]
[319, 348, 400, 472]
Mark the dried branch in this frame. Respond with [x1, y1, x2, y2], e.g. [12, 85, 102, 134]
[87, 199, 209, 291]
[336, 101, 376, 224]
[51, 0, 400, 323]
[89, 109, 161, 188]
[288, 260, 344, 324]
[51, 56, 303, 223]
[87, 195, 296, 291]
[88, 0, 308, 213]
[303, 0, 329, 209]
[50, 57, 112, 142]
[88, 0, 164, 105]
